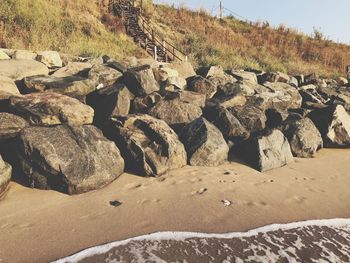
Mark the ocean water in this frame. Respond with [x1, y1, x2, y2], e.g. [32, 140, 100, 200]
[53, 218, 350, 263]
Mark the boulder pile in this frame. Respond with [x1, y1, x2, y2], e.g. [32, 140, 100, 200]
[1, 48, 350, 194]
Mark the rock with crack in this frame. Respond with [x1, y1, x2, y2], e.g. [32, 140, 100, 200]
[187, 75, 217, 99]
[179, 117, 229, 166]
[88, 64, 123, 90]
[17, 125, 124, 194]
[123, 65, 160, 96]
[238, 129, 294, 172]
[282, 118, 323, 157]
[10, 92, 94, 126]
[108, 114, 187, 176]
[230, 103, 267, 133]
[308, 105, 350, 147]
[148, 97, 203, 131]
[262, 82, 302, 110]
[0, 113, 28, 140]
[0, 155, 12, 196]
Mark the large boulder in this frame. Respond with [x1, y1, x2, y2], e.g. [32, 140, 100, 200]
[262, 82, 302, 110]
[308, 105, 350, 147]
[216, 81, 268, 97]
[0, 50, 10, 60]
[179, 117, 229, 166]
[17, 125, 124, 194]
[0, 60, 49, 80]
[52, 62, 92, 78]
[23, 75, 95, 99]
[131, 92, 162, 114]
[149, 98, 203, 131]
[124, 65, 160, 96]
[88, 64, 123, 90]
[36, 51, 63, 68]
[10, 92, 94, 126]
[166, 62, 196, 79]
[282, 118, 323, 158]
[187, 76, 217, 99]
[0, 113, 28, 139]
[230, 104, 267, 133]
[109, 114, 187, 176]
[0, 76, 20, 99]
[238, 129, 294, 172]
[227, 70, 258, 83]
[258, 71, 290, 84]
[12, 50, 37, 60]
[0, 155, 12, 195]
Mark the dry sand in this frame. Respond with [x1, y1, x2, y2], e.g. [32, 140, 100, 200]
[1, 148, 350, 263]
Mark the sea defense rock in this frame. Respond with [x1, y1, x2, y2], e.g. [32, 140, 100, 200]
[36, 51, 63, 68]
[262, 82, 302, 110]
[165, 62, 196, 79]
[0, 50, 10, 60]
[227, 69, 258, 84]
[88, 64, 123, 90]
[52, 62, 92, 78]
[10, 92, 94, 126]
[0, 76, 20, 100]
[0, 59, 49, 80]
[124, 65, 160, 96]
[308, 105, 350, 147]
[258, 71, 290, 84]
[203, 104, 249, 144]
[17, 125, 124, 194]
[149, 97, 203, 131]
[0, 155, 12, 196]
[187, 75, 217, 99]
[0, 113, 28, 139]
[239, 129, 294, 172]
[282, 118, 323, 158]
[12, 50, 37, 60]
[109, 114, 187, 176]
[230, 104, 267, 133]
[179, 117, 229, 166]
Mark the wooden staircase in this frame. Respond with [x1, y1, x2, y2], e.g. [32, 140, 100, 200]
[108, 0, 187, 63]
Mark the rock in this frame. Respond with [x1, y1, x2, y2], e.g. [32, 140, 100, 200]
[203, 105, 249, 143]
[153, 66, 178, 82]
[18, 125, 124, 194]
[0, 60, 49, 80]
[308, 105, 350, 147]
[304, 73, 318, 85]
[228, 70, 258, 83]
[165, 76, 187, 90]
[131, 92, 162, 114]
[0, 50, 10, 60]
[124, 65, 160, 96]
[282, 118, 323, 158]
[0, 113, 28, 139]
[239, 129, 294, 172]
[179, 117, 229, 166]
[88, 64, 123, 90]
[12, 50, 37, 60]
[176, 91, 206, 108]
[187, 75, 217, 99]
[214, 95, 247, 109]
[198, 65, 226, 79]
[230, 104, 267, 133]
[10, 92, 94, 126]
[294, 75, 304, 86]
[0, 76, 20, 99]
[0, 155, 12, 195]
[259, 72, 290, 84]
[109, 114, 186, 176]
[23, 75, 95, 99]
[216, 81, 268, 97]
[166, 62, 196, 79]
[36, 51, 63, 68]
[262, 82, 302, 110]
[337, 77, 348, 86]
[149, 98, 203, 131]
[87, 84, 133, 128]
[52, 62, 92, 78]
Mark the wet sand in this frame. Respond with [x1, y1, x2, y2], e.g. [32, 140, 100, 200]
[1, 148, 350, 262]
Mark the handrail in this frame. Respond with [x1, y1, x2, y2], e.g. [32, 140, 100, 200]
[108, 0, 188, 62]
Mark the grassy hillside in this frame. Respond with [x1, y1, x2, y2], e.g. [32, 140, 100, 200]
[0, 0, 144, 59]
[149, 4, 350, 77]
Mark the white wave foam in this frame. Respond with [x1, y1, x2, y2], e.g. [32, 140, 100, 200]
[52, 218, 350, 263]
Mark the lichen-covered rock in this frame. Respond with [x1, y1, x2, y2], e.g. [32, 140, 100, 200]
[239, 129, 294, 172]
[308, 105, 350, 147]
[187, 75, 217, 99]
[109, 114, 187, 176]
[230, 104, 267, 133]
[0, 76, 20, 100]
[262, 82, 302, 110]
[0, 155, 12, 195]
[17, 125, 124, 194]
[180, 117, 229, 166]
[10, 92, 94, 126]
[282, 118, 323, 157]
[227, 70, 258, 83]
[124, 65, 160, 96]
[36, 51, 63, 68]
[0, 59, 49, 80]
[88, 64, 123, 90]
[0, 113, 28, 139]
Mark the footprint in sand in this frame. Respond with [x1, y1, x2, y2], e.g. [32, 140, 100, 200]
[137, 199, 160, 204]
[286, 196, 307, 204]
[125, 183, 142, 190]
[191, 188, 208, 196]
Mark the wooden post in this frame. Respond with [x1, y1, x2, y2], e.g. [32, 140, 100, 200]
[346, 65, 350, 85]
[152, 29, 155, 43]
[173, 46, 175, 61]
[185, 56, 188, 62]
[154, 45, 157, 61]
[219, 1, 223, 20]
[140, 0, 143, 12]
[162, 40, 166, 52]
[145, 38, 148, 50]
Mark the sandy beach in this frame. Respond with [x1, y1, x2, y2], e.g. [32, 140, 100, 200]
[0, 148, 349, 262]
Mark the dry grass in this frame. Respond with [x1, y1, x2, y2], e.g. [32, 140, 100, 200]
[0, 0, 144, 59]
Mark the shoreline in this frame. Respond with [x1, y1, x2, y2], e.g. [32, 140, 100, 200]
[1, 148, 350, 262]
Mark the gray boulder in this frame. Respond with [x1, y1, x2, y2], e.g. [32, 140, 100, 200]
[0, 59, 49, 80]
[282, 118, 323, 157]
[88, 64, 123, 90]
[0, 155, 12, 196]
[308, 105, 350, 147]
[262, 82, 302, 110]
[36, 51, 62, 68]
[0, 113, 28, 139]
[17, 125, 124, 194]
[10, 92, 94, 126]
[124, 65, 160, 96]
[52, 62, 92, 78]
[187, 75, 217, 99]
[180, 117, 229, 166]
[239, 129, 294, 172]
[109, 114, 187, 176]
[228, 70, 258, 83]
[0, 76, 20, 100]
[230, 104, 267, 133]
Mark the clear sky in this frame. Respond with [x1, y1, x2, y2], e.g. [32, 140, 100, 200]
[155, 0, 350, 44]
